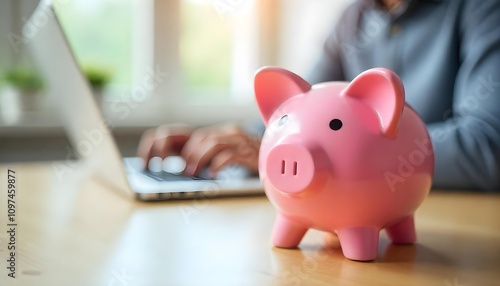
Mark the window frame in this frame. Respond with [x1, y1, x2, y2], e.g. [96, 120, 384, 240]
[1, 0, 281, 129]
[110, 0, 281, 127]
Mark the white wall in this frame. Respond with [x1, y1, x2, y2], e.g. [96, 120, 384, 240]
[277, 0, 354, 75]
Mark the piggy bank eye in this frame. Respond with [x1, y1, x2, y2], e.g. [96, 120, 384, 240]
[278, 115, 289, 126]
[329, 119, 343, 131]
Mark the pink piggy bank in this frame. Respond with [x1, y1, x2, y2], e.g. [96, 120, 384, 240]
[255, 67, 434, 261]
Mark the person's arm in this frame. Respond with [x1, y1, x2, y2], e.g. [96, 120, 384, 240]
[428, 0, 500, 191]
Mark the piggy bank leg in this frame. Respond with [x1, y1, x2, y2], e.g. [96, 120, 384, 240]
[272, 214, 308, 248]
[385, 215, 416, 244]
[337, 227, 379, 261]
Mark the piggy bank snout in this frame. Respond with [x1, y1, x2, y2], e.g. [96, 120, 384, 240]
[266, 143, 323, 194]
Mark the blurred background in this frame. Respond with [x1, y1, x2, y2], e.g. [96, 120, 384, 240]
[0, 0, 352, 162]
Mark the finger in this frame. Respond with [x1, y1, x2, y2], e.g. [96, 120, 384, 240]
[151, 134, 190, 159]
[184, 136, 232, 176]
[209, 149, 243, 175]
[138, 127, 192, 169]
[180, 129, 208, 161]
[181, 125, 244, 160]
[209, 147, 259, 175]
[137, 129, 156, 168]
[234, 135, 260, 165]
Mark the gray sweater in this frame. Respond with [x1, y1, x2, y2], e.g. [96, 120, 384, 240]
[306, 0, 500, 191]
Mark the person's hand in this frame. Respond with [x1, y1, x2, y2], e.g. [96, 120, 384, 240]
[137, 124, 194, 169]
[181, 124, 261, 176]
[138, 124, 261, 177]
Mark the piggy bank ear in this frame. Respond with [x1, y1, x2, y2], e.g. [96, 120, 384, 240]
[342, 68, 405, 138]
[254, 67, 311, 125]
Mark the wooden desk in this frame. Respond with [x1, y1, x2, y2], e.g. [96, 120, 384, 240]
[0, 163, 499, 286]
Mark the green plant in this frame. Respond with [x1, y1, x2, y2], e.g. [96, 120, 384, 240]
[2, 69, 44, 92]
[83, 66, 112, 89]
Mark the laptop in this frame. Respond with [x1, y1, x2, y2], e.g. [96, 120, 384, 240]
[26, 1, 263, 201]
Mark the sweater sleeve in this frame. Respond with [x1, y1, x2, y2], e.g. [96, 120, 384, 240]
[428, 0, 500, 191]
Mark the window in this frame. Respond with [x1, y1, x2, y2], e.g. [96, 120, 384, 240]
[179, 0, 259, 103]
[54, 0, 134, 92]
[51, 0, 261, 126]
[148, 0, 262, 125]
[9, 0, 350, 127]
[180, 0, 234, 100]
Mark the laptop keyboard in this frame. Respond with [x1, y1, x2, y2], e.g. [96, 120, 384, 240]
[142, 170, 208, 182]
